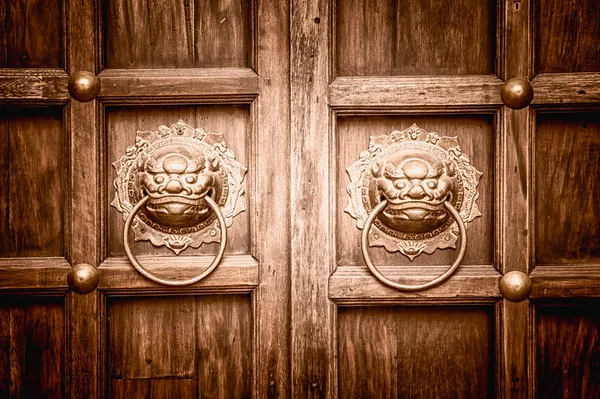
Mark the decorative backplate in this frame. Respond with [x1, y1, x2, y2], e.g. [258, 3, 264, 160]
[112, 120, 246, 254]
[345, 124, 482, 259]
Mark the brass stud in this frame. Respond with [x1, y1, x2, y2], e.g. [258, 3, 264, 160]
[68, 71, 100, 102]
[499, 271, 532, 302]
[68, 263, 99, 294]
[501, 78, 534, 109]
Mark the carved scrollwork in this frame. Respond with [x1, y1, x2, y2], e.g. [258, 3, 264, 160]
[346, 124, 482, 260]
[112, 120, 246, 254]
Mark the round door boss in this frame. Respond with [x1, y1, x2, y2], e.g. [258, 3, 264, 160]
[346, 124, 483, 291]
[112, 120, 247, 286]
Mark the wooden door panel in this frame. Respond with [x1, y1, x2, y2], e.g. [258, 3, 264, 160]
[0, 107, 65, 257]
[335, 0, 496, 76]
[535, 0, 600, 74]
[0, 297, 65, 398]
[534, 112, 600, 265]
[104, 0, 252, 69]
[336, 114, 495, 267]
[338, 305, 496, 398]
[0, 0, 63, 68]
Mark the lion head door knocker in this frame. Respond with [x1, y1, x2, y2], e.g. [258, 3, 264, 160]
[112, 120, 246, 286]
[345, 124, 482, 291]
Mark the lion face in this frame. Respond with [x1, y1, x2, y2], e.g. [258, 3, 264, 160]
[371, 151, 457, 234]
[138, 151, 220, 228]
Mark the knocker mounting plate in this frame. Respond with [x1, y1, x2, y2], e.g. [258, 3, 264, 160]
[345, 124, 482, 260]
[112, 120, 246, 254]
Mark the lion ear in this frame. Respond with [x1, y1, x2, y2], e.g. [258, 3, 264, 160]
[371, 158, 385, 177]
[445, 161, 456, 177]
[207, 155, 220, 171]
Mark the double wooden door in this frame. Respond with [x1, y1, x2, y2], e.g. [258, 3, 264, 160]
[1, 0, 599, 397]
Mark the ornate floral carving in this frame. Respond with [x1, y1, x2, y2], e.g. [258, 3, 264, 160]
[346, 124, 482, 259]
[112, 120, 246, 254]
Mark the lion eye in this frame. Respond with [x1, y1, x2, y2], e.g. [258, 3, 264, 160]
[427, 181, 437, 189]
[185, 176, 196, 184]
[394, 179, 407, 189]
[154, 176, 165, 184]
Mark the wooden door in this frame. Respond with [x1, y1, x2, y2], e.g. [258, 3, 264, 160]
[0, 0, 598, 398]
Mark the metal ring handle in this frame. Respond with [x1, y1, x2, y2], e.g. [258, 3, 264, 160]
[124, 196, 226, 286]
[361, 199, 467, 291]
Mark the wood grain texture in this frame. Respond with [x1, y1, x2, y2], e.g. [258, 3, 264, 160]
[110, 378, 197, 399]
[535, 112, 600, 264]
[104, 0, 251, 69]
[535, 0, 600, 73]
[0, 258, 70, 290]
[532, 73, 600, 105]
[530, 266, 600, 298]
[197, 295, 252, 398]
[0, 107, 64, 257]
[255, 0, 291, 396]
[329, 265, 501, 303]
[106, 105, 250, 257]
[108, 296, 196, 378]
[0, 0, 62, 68]
[337, 115, 494, 267]
[291, 0, 333, 396]
[329, 75, 504, 110]
[0, 69, 69, 104]
[335, 0, 495, 76]
[0, 297, 64, 398]
[338, 306, 495, 398]
[98, 68, 258, 103]
[536, 304, 600, 398]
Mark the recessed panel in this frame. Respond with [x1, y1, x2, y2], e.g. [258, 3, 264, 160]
[0, 0, 62, 68]
[106, 105, 251, 257]
[536, 304, 600, 398]
[535, 113, 600, 265]
[0, 297, 65, 398]
[0, 107, 64, 257]
[337, 115, 494, 267]
[108, 295, 252, 398]
[535, 0, 600, 73]
[336, 0, 495, 76]
[338, 306, 495, 398]
[104, 0, 251, 69]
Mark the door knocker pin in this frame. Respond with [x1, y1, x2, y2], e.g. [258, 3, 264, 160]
[345, 124, 482, 291]
[112, 120, 246, 286]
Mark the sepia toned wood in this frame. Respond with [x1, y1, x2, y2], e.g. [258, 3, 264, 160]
[532, 73, 600, 105]
[104, 0, 251, 69]
[197, 295, 252, 398]
[108, 296, 196, 379]
[110, 378, 197, 399]
[195, 0, 251, 68]
[255, 0, 291, 396]
[338, 306, 495, 398]
[501, 0, 532, 397]
[329, 75, 504, 110]
[535, 112, 600, 264]
[329, 266, 501, 303]
[0, 259, 69, 290]
[336, 115, 494, 267]
[0, 298, 65, 398]
[335, 0, 495, 76]
[110, 379, 151, 399]
[291, 0, 333, 397]
[0, 107, 64, 257]
[0, 0, 62, 68]
[0, 69, 69, 103]
[535, 0, 600, 73]
[536, 304, 600, 398]
[530, 266, 600, 298]
[98, 68, 258, 103]
[106, 105, 250, 257]
[98, 255, 258, 291]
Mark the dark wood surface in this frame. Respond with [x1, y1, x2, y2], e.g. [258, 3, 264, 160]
[338, 305, 495, 398]
[535, 0, 600, 73]
[104, 0, 251, 69]
[336, 0, 495, 76]
[0, 107, 64, 257]
[535, 112, 600, 265]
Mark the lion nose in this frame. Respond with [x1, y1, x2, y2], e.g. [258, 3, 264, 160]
[165, 179, 184, 194]
[407, 185, 426, 199]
